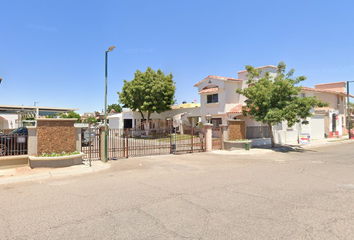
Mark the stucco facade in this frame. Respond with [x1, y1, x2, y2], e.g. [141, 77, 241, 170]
[119, 65, 351, 143]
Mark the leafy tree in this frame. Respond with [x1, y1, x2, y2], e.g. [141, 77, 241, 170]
[236, 61, 328, 148]
[107, 103, 122, 113]
[83, 116, 98, 124]
[60, 111, 81, 123]
[118, 67, 176, 122]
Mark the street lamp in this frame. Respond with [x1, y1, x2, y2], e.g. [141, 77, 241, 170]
[347, 80, 354, 139]
[105, 46, 115, 163]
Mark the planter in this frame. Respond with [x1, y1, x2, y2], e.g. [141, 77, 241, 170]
[28, 153, 84, 168]
[224, 140, 252, 150]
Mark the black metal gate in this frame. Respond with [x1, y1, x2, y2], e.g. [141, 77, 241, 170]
[212, 126, 222, 150]
[104, 119, 205, 160]
[81, 126, 100, 161]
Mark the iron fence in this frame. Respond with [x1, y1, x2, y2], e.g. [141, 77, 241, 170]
[81, 127, 100, 161]
[107, 128, 172, 159]
[0, 133, 28, 157]
[81, 120, 206, 160]
[246, 126, 270, 139]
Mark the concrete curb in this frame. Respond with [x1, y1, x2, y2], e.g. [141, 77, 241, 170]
[211, 138, 353, 155]
[0, 161, 110, 185]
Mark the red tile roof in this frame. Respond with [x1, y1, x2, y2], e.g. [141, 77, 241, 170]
[228, 103, 245, 113]
[301, 87, 354, 98]
[199, 87, 219, 94]
[194, 75, 243, 87]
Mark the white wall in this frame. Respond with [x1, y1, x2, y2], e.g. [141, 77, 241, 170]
[237, 67, 278, 80]
[108, 113, 123, 129]
[197, 78, 244, 124]
[0, 114, 21, 129]
[310, 115, 325, 139]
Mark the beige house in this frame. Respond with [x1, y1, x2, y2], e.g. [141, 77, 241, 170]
[302, 82, 353, 137]
[119, 65, 353, 144]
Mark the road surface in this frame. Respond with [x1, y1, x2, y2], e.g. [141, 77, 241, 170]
[1, 142, 353, 239]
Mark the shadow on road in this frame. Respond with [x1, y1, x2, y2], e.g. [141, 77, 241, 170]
[254, 144, 318, 153]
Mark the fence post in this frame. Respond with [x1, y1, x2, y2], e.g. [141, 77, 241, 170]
[125, 128, 129, 158]
[99, 125, 106, 162]
[204, 123, 213, 152]
[220, 124, 228, 150]
[191, 127, 194, 153]
[27, 126, 37, 156]
[74, 126, 82, 153]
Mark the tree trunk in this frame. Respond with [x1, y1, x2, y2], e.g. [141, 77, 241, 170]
[139, 111, 145, 123]
[268, 122, 275, 148]
[147, 112, 151, 122]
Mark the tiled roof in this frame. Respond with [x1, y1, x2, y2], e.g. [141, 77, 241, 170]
[194, 75, 243, 87]
[228, 103, 245, 113]
[199, 87, 219, 94]
[301, 87, 354, 98]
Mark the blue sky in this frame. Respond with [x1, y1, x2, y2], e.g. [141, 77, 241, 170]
[1, 0, 354, 114]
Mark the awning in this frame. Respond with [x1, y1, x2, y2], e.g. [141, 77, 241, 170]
[199, 87, 218, 94]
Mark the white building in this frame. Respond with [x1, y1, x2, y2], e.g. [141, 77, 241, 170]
[118, 64, 351, 144]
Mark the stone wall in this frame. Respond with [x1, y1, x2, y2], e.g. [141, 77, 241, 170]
[37, 119, 76, 154]
[228, 120, 246, 140]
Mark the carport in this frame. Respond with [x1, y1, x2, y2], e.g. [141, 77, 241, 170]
[0, 105, 79, 129]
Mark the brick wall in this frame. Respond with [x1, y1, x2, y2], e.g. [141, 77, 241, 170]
[228, 120, 246, 140]
[37, 119, 76, 154]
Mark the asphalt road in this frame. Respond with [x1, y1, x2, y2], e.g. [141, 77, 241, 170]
[1, 142, 353, 239]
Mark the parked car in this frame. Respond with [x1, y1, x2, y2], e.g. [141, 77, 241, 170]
[0, 127, 28, 156]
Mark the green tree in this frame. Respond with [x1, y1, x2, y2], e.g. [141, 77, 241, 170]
[60, 111, 81, 123]
[118, 67, 176, 122]
[107, 103, 122, 113]
[83, 116, 98, 124]
[236, 61, 328, 148]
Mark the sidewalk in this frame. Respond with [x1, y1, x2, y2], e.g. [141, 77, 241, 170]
[1, 136, 352, 185]
[0, 161, 110, 185]
[211, 136, 354, 155]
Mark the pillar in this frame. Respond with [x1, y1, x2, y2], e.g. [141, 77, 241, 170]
[220, 124, 228, 150]
[27, 126, 37, 156]
[99, 125, 106, 162]
[75, 127, 82, 152]
[204, 123, 213, 152]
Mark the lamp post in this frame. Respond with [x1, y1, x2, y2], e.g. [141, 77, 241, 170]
[347, 80, 354, 139]
[205, 113, 212, 124]
[104, 46, 115, 163]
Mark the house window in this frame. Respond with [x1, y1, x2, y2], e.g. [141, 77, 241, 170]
[337, 96, 340, 104]
[207, 94, 218, 103]
[300, 93, 306, 98]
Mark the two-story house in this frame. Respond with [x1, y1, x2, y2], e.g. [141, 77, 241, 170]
[301, 82, 350, 137]
[119, 64, 351, 144]
[195, 66, 351, 143]
[195, 65, 278, 127]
